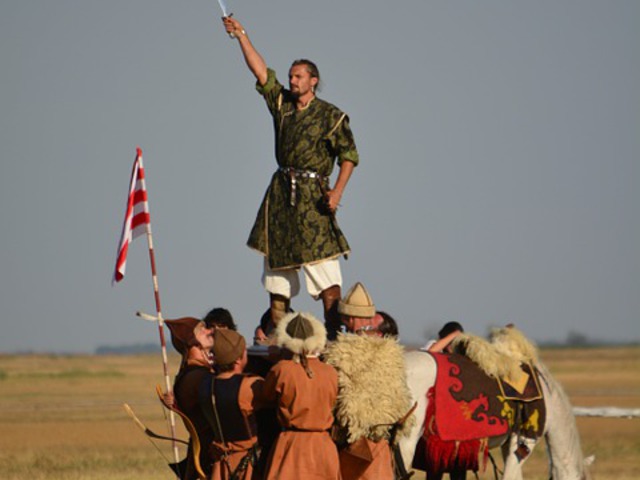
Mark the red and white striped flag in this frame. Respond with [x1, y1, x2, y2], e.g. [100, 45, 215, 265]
[113, 147, 151, 284]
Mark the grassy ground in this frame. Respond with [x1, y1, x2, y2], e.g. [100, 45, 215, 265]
[0, 347, 638, 479]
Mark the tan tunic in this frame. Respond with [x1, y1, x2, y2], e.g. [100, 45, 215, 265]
[262, 358, 340, 480]
[208, 375, 268, 480]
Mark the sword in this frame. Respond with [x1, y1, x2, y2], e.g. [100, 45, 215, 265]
[216, 0, 236, 38]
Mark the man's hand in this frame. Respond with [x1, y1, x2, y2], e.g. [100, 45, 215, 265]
[326, 160, 354, 214]
[325, 189, 342, 213]
[162, 391, 175, 407]
[220, 17, 268, 85]
[222, 16, 245, 38]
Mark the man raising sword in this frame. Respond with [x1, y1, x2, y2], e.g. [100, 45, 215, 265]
[222, 16, 360, 340]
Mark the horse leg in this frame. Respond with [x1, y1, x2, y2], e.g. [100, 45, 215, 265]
[500, 434, 523, 480]
[500, 433, 538, 480]
[399, 351, 436, 470]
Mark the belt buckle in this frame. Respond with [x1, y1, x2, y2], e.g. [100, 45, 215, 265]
[289, 169, 297, 206]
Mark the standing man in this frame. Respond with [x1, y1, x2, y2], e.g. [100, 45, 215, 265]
[222, 16, 360, 339]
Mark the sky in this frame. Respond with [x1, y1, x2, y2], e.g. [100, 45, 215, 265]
[1, 0, 638, 353]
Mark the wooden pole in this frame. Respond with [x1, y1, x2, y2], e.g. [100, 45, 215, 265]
[137, 151, 181, 471]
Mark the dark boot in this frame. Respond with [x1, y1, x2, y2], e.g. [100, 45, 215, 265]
[320, 285, 342, 340]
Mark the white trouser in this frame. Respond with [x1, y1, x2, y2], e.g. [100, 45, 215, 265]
[262, 258, 342, 299]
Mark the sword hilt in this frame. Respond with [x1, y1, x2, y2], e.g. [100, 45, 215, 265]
[224, 13, 236, 39]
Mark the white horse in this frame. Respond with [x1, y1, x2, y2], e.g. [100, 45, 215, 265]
[398, 350, 593, 480]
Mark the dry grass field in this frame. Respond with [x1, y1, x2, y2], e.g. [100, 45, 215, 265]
[0, 346, 638, 479]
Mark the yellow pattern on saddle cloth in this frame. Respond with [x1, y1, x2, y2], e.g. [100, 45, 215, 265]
[497, 362, 543, 402]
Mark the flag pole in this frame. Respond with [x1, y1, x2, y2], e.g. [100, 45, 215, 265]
[136, 148, 181, 469]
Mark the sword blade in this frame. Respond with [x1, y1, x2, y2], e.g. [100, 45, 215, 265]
[216, 0, 229, 17]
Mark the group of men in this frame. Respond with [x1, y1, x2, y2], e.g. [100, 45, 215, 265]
[165, 282, 401, 480]
[162, 13, 417, 479]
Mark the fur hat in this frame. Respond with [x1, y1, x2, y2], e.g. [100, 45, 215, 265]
[213, 329, 246, 365]
[338, 282, 375, 318]
[165, 317, 204, 356]
[275, 312, 327, 355]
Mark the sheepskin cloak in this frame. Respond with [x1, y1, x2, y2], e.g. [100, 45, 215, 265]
[325, 334, 415, 442]
[325, 334, 414, 479]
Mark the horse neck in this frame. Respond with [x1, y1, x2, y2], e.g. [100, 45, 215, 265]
[538, 362, 591, 480]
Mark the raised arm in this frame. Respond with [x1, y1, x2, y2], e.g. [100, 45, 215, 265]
[222, 17, 268, 86]
[427, 331, 461, 353]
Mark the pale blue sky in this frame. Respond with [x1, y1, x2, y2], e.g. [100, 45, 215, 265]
[1, 0, 638, 353]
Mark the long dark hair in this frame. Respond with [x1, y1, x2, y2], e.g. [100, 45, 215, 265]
[377, 311, 399, 337]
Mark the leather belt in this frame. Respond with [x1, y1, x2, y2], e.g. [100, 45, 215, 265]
[279, 167, 328, 206]
[282, 426, 331, 433]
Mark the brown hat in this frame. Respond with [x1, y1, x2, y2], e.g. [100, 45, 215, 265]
[338, 282, 375, 318]
[213, 329, 246, 365]
[165, 317, 202, 356]
[275, 312, 326, 355]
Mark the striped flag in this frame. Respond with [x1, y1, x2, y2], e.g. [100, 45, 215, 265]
[113, 147, 151, 284]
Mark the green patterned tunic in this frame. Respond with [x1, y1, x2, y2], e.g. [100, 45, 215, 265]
[247, 68, 359, 270]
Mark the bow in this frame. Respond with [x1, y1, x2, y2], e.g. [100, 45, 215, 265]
[156, 385, 208, 480]
[123, 403, 189, 446]
[123, 391, 208, 480]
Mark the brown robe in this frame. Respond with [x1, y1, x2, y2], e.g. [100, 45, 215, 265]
[262, 358, 340, 480]
[174, 364, 215, 480]
[339, 438, 393, 480]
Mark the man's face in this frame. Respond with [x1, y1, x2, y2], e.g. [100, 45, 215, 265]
[289, 64, 317, 98]
[342, 315, 369, 333]
[195, 325, 214, 350]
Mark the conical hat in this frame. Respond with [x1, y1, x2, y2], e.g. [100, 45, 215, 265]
[338, 282, 375, 318]
[165, 317, 201, 356]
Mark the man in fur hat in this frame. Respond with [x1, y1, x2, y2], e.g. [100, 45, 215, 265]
[165, 317, 215, 480]
[199, 328, 270, 480]
[261, 312, 340, 479]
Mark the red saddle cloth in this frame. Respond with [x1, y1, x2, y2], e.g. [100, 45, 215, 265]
[414, 353, 510, 475]
[415, 353, 545, 475]
[431, 353, 509, 441]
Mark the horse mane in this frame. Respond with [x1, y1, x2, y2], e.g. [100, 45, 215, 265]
[451, 326, 539, 382]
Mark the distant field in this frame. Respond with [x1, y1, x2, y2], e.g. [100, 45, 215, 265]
[0, 347, 638, 479]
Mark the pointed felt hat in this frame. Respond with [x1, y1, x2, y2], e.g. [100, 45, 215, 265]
[165, 317, 202, 356]
[338, 282, 375, 318]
